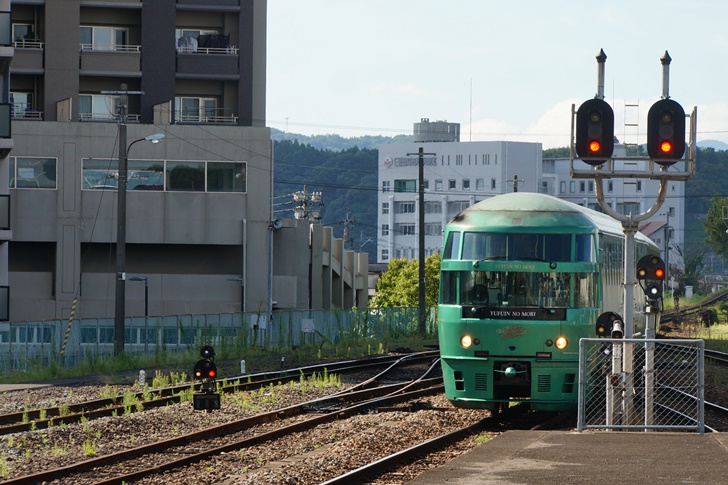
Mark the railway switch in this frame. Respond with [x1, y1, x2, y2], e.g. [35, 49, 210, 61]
[647, 98, 685, 165]
[193, 345, 221, 411]
[575, 98, 614, 165]
[636, 255, 665, 300]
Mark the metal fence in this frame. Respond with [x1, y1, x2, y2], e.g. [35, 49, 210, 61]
[578, 338, 704, 433]
[0, 307, 437, 371]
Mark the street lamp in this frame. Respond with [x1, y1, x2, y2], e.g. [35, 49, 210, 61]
[113, 127, 165, 356]
[129, 276, 149, 353]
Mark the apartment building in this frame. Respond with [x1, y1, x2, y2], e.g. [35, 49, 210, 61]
[0, 1, 12, 322]
[3, 0, 276, 323]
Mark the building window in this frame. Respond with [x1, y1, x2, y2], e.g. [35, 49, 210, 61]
[476, 178, 484, 191]
[395, 223, 416, 236]
[381, 224, 389, 236]
[617, 202, 640, 215]
[608, 180, 613, 193]
[166, 161, 205, 192]
[79, 94, 121, 121]
[382, 202, 389, 214]
[579, 181, 586, 192]
[395, 201, 416, 214]
[12, 23, 35, 44]
[175, 29, 230, 53]
[491, 178, 496, 190]
[448, 179, 456, 190]
[381, 249, 389, 261]
[435, 179, 443, 191]
[10, 92, 38, 119]
[425, 223, 441, 235]
[462, 179, 470, 190]
[456, 154, 463, 166]
[422, 179, 429, 190]
[560, 181, 566, 194]
[394, 179, 416, 192]
[80, 159, 245, 192]
[382, 181, 391, 192]
[174, 97, 221, 123]
[80, 25, 129, 51]
[669, 206, 675, 216]
[425, 201, 442, 214]
[636, 181, 642, 192]
[570, 181, 576, 193]
[588, 181, 594, 193]
[9, 157, 57, 189]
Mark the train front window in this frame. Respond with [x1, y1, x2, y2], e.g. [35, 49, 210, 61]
[460, 270, 571, 308]
[461, 233, 572, 262]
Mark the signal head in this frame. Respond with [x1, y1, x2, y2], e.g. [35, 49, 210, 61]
[647, 98, 685, 165]
[575, 98, 614, 165]
[193, 359, 218, 381]
[200, 345, 215, 360]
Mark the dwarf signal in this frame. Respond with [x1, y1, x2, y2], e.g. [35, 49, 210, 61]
[193, 345, 221, 411]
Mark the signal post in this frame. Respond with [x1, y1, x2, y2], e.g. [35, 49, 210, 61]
[571, 50, 696, 426]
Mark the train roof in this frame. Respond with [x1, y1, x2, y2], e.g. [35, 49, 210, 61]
[449, 192, 656, 246]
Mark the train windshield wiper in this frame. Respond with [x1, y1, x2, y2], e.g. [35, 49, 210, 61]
[472, 256, 507, 267]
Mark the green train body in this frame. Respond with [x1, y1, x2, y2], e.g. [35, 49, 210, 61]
[437, 193, 659, 411]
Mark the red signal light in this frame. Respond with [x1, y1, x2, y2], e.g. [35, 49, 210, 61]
[589, 140, 601, 153]
[207, 369, 216, 378]
[655, 268, 665, 279]
[660, 141, 672, 153]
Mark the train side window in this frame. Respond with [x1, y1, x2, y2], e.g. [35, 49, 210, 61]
[443, 232, 461, 259]
[575, 234, 594, 262]
[440, 271, 458, 304]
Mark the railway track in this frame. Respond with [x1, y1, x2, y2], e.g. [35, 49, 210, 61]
[660, 289, 728, 326]
[0, 350, 439, 436]
[0, 352, 458, 484]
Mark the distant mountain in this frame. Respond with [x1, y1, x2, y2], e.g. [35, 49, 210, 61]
[271, 128, 412, 151]
[697, 139, 728, 151]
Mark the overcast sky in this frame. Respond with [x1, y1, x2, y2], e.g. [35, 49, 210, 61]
[266, 0, 728, 148]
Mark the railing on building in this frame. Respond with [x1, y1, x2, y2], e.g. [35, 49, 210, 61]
[176, 46, 238, 55]
[11, 103, 43, 120]
[79, 44, 141, 53]
[0, 307, 437, 371]
[174, 108, 237, 125]
[13, 40, 43, 49]
[79, 113, 141, 123]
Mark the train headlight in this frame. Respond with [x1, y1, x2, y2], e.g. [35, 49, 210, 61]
[460, 335, 473, 348]
[555, 337, 568, 350]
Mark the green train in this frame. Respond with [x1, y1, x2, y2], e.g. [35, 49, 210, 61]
[437, 192, 659, 411]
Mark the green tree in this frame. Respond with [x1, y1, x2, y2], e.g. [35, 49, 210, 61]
[703, 195, 728, 260]
[370, 253, 441, 308]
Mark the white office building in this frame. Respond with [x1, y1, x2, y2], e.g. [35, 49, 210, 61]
[377, 140, 542, 263]
[377, 139, 683, 273]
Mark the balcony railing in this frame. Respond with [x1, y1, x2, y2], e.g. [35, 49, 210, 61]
[80, 44, 141, 53]
[11, 103, 43, 120]
[174, 108, 237, 124]
[13, 40, 43, 49]
[80, 113, 141, 123]
[176, 46, 238, 55]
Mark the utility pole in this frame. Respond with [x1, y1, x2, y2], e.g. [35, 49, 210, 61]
[407, 147, 435, 334]
[338, 213, 356, 250]
[509, 175, 524, 192]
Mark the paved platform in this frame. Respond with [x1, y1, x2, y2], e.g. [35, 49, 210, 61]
[408, 430, 728, 484]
